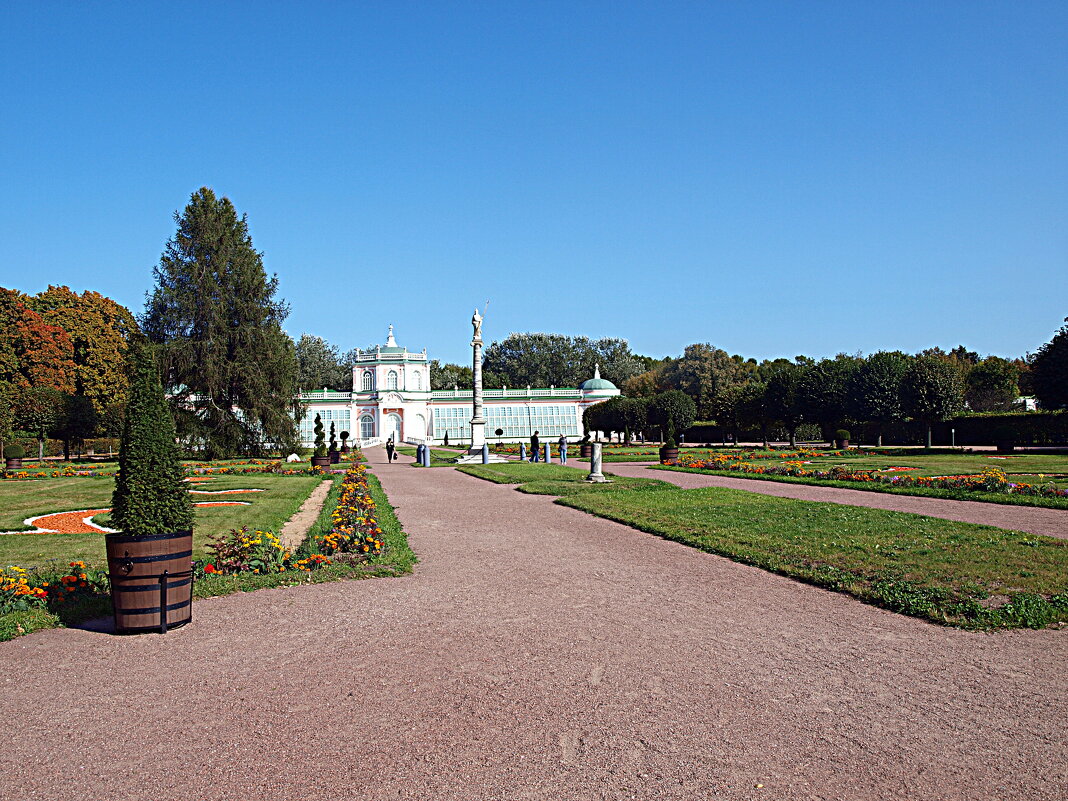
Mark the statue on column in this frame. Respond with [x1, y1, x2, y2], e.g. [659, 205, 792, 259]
[472, 308, 483, 340]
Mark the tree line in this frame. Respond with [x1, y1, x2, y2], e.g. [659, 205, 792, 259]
[1, 286, 137, 458]
[5, 185, 1064, 460]
[583, 335, 1068, 447]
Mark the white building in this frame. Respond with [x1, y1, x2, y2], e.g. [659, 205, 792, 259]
[298, 326, 619, 446]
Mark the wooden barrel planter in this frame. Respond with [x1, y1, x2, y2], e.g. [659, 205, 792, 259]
[106, 530, 193, 634]
[311, 455, 331, 468]
[4, 458, 22, 470]
[579, 443, 593, 458]
[659, 447, 679, 462]
[328, 450, 341, 464]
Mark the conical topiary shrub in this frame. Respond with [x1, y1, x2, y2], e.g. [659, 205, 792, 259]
[106, 337, 195, 633]
[111, 339, 194, 535]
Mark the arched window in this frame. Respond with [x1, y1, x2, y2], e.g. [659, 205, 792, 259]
[387, 370, 398, 390]
[412, 371, 422, 390]
[360, 415, 374, 439]
[362, 371, 373, 392]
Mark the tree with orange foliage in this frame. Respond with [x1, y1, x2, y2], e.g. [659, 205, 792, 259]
[0, 288, 76, 393]
[0, 288, 76, 456]
[30, 285, 138, 419]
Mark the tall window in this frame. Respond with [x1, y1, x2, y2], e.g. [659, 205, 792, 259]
[362, 371, 373, 391]
[387, 370, 398, 390]
[360, 415, 374, 439]
[412, 371, 422, 390]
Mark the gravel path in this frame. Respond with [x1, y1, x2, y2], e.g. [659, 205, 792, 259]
[278, 477, 333, 549]
[605, 462, 1068, 539]
[1, 448, 1065, 800]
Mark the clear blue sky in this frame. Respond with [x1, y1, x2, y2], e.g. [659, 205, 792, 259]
[1, 1, 1065, 366]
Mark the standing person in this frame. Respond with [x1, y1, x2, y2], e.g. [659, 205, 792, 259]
[558, 434, 568, 464]
[530, 430, 540, 462]
[385, 436, 395, 464]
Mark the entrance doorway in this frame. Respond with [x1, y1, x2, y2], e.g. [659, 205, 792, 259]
[386, 413, 402, 443]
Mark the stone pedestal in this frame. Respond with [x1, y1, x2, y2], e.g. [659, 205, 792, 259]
[585, 443, 610, 483]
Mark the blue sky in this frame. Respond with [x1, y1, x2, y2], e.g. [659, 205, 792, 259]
[1, 1, 1065, 366]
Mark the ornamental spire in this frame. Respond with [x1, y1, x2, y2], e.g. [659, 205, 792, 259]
[593, 363, 601, 380]
[386, 324, 397, 347]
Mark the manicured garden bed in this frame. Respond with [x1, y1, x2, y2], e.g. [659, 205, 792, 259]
[397, 446, 461, 467]
[557, 485, 1068, 630]
[0, 465, 414, 641]
[656, 451, 1068, 509]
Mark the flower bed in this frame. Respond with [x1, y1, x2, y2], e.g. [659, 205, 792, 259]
[201, 463, 383, 576]
[2, 459, 328, 481]
[672, 454, 1068, 499]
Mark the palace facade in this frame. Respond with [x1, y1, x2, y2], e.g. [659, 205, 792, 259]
[298, 327, 619, 446]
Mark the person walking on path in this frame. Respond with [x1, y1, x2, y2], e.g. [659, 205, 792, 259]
[385, 437, 396, 463]
[558, 434, 568, 464]
[530, 431, 540, 462]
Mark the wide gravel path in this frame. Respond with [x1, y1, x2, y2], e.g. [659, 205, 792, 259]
[606, 462, 1068, 539]
[1, 449, 1065, 800]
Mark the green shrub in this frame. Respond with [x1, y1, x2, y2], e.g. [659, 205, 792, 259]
[110, 339, 194, 536]
[313, 414, 326, 458]
[3, 444, 25, 460]
[835, 429, 851, 441]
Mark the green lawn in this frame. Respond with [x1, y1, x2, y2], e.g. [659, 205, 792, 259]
[0, 474, 323, 569]
[0, 469, 416, 642]
[558, 485, 1068, 629]
[658, 447, 1068, 509]
[396, 446, 461, 467]
[820, 451, 1068, 489]
[458, 461, 675, 496]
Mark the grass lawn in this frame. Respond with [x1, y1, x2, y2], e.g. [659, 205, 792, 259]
[822, 451, 1068, 489]
[396, 446, 461, 467]
[0, 474, 323, 569]
[658, 449, 1068, 509]
[458, 461, 675, 496]
[558, 486, 1068, 629]
[0, 469, 416, 641]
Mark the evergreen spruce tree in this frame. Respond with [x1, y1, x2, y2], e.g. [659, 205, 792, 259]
[111, 339, 194, 536]
[142, 187, 299, 459]
[328, 421, 337, 452]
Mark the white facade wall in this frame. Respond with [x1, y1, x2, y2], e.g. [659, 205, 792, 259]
[298, 336, 618, 446]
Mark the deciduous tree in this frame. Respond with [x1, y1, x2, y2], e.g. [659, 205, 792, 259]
[848, 351, 910, 446]
[965, 356, 1020, 412]
[659, 343, 743, 420]
[30, 285, 137, 420]
[1030, 318, 1068, 410]
[296, 334, 350, 391]
[901, 355, 965, 448]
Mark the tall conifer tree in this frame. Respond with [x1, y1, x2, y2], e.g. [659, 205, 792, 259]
[142, 188, 298, 458]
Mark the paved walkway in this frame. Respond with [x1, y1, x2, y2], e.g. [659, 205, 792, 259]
[604, 462, 1068, 539]
[1, 447, 1065, 800]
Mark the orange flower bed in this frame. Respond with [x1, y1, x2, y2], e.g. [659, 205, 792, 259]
[22, 509, 112, 535]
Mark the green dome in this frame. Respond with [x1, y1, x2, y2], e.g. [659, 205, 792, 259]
[579, 364, 617, 391]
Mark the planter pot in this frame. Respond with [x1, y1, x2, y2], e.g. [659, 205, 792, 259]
[328, 450, 341, 464]
[106, 530, 193, 634]
[5, 458, 22, 470]
[835, 439, 849, 449]
[996, 441, 1015, 454]
[659, 447, 679, 462]
[579, 444, 593, 458]
[340, 445, 350, 454]
[311, 455, 331, 468]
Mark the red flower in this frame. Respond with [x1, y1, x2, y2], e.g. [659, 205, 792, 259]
[204, 564, 217, 574]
